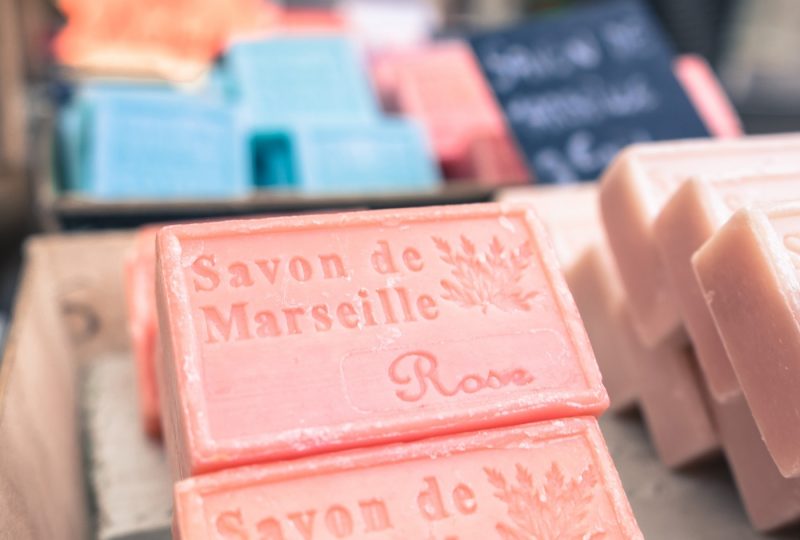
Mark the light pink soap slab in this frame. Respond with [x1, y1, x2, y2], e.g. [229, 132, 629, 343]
[694, 203, 800, 478]
[599, 134, 800, 346]
[567, 244, 637, 412]
[654, 174, 800, 403]
[627, 308, 719, 468]
[156, 204, 607, 477]
[496, 183, 599, 268]
[173, 418, 642, 540]
[714, 395, 800, 531]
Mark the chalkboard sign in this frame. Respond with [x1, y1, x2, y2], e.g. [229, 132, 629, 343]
[469, 0, 710, 183]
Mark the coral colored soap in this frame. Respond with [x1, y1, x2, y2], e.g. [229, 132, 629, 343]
[124, 225, 161, 438]
[174, 419, 642, 539]
[156, 204, 607, 477]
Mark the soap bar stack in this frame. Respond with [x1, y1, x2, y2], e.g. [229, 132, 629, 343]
[592, 134, 800, 531]
[54, 3, 443, 200]
[371, 41, 529, 185]
[148, 204, 641, 537]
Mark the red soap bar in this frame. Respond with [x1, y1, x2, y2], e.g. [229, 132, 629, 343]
[174, 418, 641, 539]
[390, 42, 527, 183]
[124, 225, 161, 439]
[156, 204, 607, 477]
[674, 55, 743, 139]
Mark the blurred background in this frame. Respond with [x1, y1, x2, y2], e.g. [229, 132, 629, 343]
[1, 0, 799, 345]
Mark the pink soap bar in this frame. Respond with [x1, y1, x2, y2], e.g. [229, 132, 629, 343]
[446, 130, 531, 185]
[156, 204, 607, 477]
[630, 316, 719, 468]
[674, 54, 743, 139]
[654, 174, 800, 403]
[390, 42, 528, 183]
[714, 395, 800, 531]
[124, 225, 161, 438]
[497, 183, 600, 268]
[694, 203, 800, 478]
[599, 134, 800, 346]
[567, 244, 637, 412]
[174, 418, 642, 539]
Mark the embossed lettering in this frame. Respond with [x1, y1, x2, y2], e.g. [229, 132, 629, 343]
[228, 262, 254, 288]
[359, 499, 392, 532]
[287, 510, 315, 540]
[283, 307, 305, 335]
[337, 302, 359, 329]
[319, 253, 346, 279]
[389, 351, 534, 402]
[202, 304, 251, 343]
[403, 247, 424, 272]
[453, 484, 477, 514]
[371, 241, 397, 274]
[255, 310, 282, 337]
[325, 505, 353, 538]
[418, 477, 450, 521]
[417, 294, 438, 320]
[311, 304, 333, 332]
[192, 255, 220, 292]
[289, 257, 313, 282]
[255, 258, 281, 284]
[216, 509, 248, 539]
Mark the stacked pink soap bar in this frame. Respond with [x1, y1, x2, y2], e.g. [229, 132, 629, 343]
[124, 225, 161, 438]
[155, 203, 609, 478]
[373, 42, 529, 185]
[174, 419, 641, 539]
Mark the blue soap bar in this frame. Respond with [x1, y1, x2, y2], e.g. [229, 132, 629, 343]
[64, 87, 248, 199]
[226, 36, 379, 125]
[250, 120, 440, 194]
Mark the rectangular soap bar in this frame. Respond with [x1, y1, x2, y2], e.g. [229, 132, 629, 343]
[250, 120, 440, 194]
[654, 174, 800, 402]
[156, 204, 608, 477]
[496, 183, 600, 268]
[566, 244, 637, 412]
[124, 226, 161, 438]
[174, 418, 642, 539]
[70, 88, 248, 199]
[226, 35, 378, 125]
[600, 134, 800, 346]
[461, 131, 531, 185]
[714, 395, 800, 531]
[390, 42, 525, 180]
[693, 203, 800, 478]
[673, 54, 743, 139]
[631, 318, 719, 468]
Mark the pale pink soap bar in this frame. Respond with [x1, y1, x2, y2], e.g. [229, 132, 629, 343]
[599, 134, 800, 346]
[156, 204, 607, 477]
[694, 203, 800, 478]
[173, 418, 642, 540]
[124, 225, 161, 439]
[627, 307, 719, 468]
[566, 244, 637, 412]
[654, 174, 800, 403]
[673, 55, 743, 139]
[497, 183, 600, 268]
[714, 395, 800, 531]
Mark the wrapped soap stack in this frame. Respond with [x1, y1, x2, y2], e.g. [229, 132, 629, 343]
[500, 134, 800, 533]
[124, 205, 643, 538]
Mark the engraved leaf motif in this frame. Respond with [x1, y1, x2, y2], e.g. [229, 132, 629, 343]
[434, 235, 538, 313]
[485, 463, 606, 540]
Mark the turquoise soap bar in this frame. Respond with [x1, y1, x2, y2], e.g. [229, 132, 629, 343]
[250, 120, 440, 194]
[226, 36, 379, 125]
[61, 86, 249, 199]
